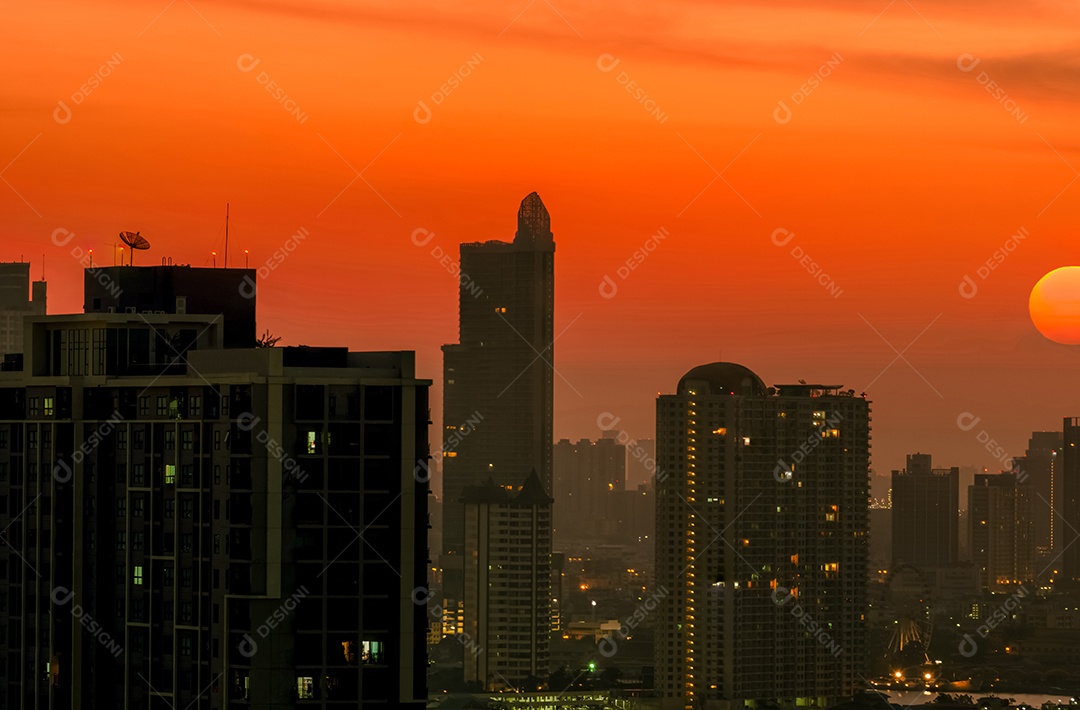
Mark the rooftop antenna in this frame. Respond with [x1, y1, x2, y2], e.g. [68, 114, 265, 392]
[119, 231, 151, 266]
[224, 203, 229, 269]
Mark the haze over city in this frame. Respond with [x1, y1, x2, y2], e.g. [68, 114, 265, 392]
[5, 1, 1080, 488]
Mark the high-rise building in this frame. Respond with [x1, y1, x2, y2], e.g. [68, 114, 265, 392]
[655, 363, 870, 709]
[1062, 418, 1080, 583]
[969, 473, 1036, 591]
[440, 192, 555, 680]
[0, 261, 46, 360]
[461, 472, 552, 689]
[553, 435, 626, 543]
[890, 453, 959, 569]
[1013, 431, 1063, 558]
[0, 266, 430, 707]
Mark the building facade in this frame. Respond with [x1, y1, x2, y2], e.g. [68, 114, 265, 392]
[0, 266, 430, 708]
[890, 454, 959, 569]
[968, 473, 1036, 591]
[439, 192, 555, 680]
[0, 262, 46, 360]
[461, 472, 552, 690]
[552, 435, 626, 544]
[1012, 431, 1062, 560]
[655, 363, 870, 710]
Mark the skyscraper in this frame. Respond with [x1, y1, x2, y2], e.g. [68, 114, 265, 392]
[655, 363, 870, 709]
[891, 453, 959, 569]
[1062, 418, 1080, 583]
[553, 435, 626, 544]
[968, 473, 1035, 591]
[440, 193, 555, 679]
[0, 261, 46, 360]
[1012, 431, 1063, 558]
[0, 266, 430, 707]
[461, 472, 552, 689]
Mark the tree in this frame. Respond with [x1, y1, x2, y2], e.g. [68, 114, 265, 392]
[255, 329, 281, 347]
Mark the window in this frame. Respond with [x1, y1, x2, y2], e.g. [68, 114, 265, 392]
[116, 499, 126, 517]
[169, 399, 181, 419]
[189, 396, 201, 417]
[362, 640, 384, 664]
[43, 397, 54, 416]
[165, 431, 175, 450]
[157, 396, 168, 417]
[132, 532, 144, 551]
[28, 397, 39, 416]
[165, 464, 176, 484]
[133, 566, 143, 585]
[306, 431, 317, 454]
[181, 635, 192, 656]
[181, 497, 193, 519]
[117, 429, 127, 450]
[42, 429, 51, 449]
[133, 463, 146, 486]
[181, 569, 192, 588]
[181, 464, 193, 486]
[297, 678, 315, 699]
[139, 396, 149, 416]
[116, 532, 126, 550]
[181, 602, 193, 623]
[28, 430, 37, 449]
[165, 500, 175, 518]
[181, 533, 193, 553]
[181, 430, 193, 450]
[133, 428, 144, 450]
[214, 431, 221, 450]
[133, 497, 144, 517]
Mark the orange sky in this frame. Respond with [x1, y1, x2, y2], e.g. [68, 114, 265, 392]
[4, 0, 1080, 495]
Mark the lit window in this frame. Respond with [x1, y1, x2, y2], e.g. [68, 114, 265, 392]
[306, 431, 317, 454]
[43, 398, 54, 417]
[297, 677, 315, 699]
[133, 566, 143, 585]
[165, 465, 176, 485]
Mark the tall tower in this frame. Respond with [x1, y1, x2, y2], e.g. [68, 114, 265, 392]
[968, 473, 1035, 591]
[1012, 431, 1063, 559]
[0, 261, 46, 360]
[891, 453, 959, 569]
[1062, 418, 1080, 582]
[655, 363, 870, 709]
[440, 192, 555, 680]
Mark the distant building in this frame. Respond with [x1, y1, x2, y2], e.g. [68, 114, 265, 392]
[553, 436, 626, 543]
[1012, 431, 1062, 558]
[0, 265, 430, 707]
[655, 363, 870, 709]
[891, 453, 959, 569]
[0, 261, 46, 359]
[969, 472, 1035, 591]
[440, 192, 555, 680]
[462, 472, 552, 690]
[625, 437, 657, 488]
[1064, 418, 1080, 583]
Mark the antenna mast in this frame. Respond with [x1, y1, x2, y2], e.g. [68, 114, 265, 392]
[224, 203, 229, 269]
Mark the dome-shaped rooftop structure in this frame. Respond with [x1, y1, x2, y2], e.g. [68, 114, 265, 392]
[515, 191, 552, 244]
[677, 362, 767, 397]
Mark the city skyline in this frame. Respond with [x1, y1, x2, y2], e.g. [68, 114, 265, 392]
[4, 2, 1080, 486]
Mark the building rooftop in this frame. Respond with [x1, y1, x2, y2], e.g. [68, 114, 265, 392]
[677, 362, 767, 396]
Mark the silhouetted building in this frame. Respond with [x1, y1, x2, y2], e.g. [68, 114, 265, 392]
[0, 268, 430, 707]
[553, 435, 625, 543]
[83, 265, 256, 348]
[891, 453, 959, 569]
[462, 472, 552, 689]
[1063, 418, 1080, 583]
[440, 193, 555, 676]
[0, 261, 46, 358]
[1012, 431, 1062, 559]
[655, 364, 870, 708]
[969, 473, 1035, 591]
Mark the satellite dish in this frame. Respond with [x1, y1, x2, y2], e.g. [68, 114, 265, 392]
[119, 231, 151, 265]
